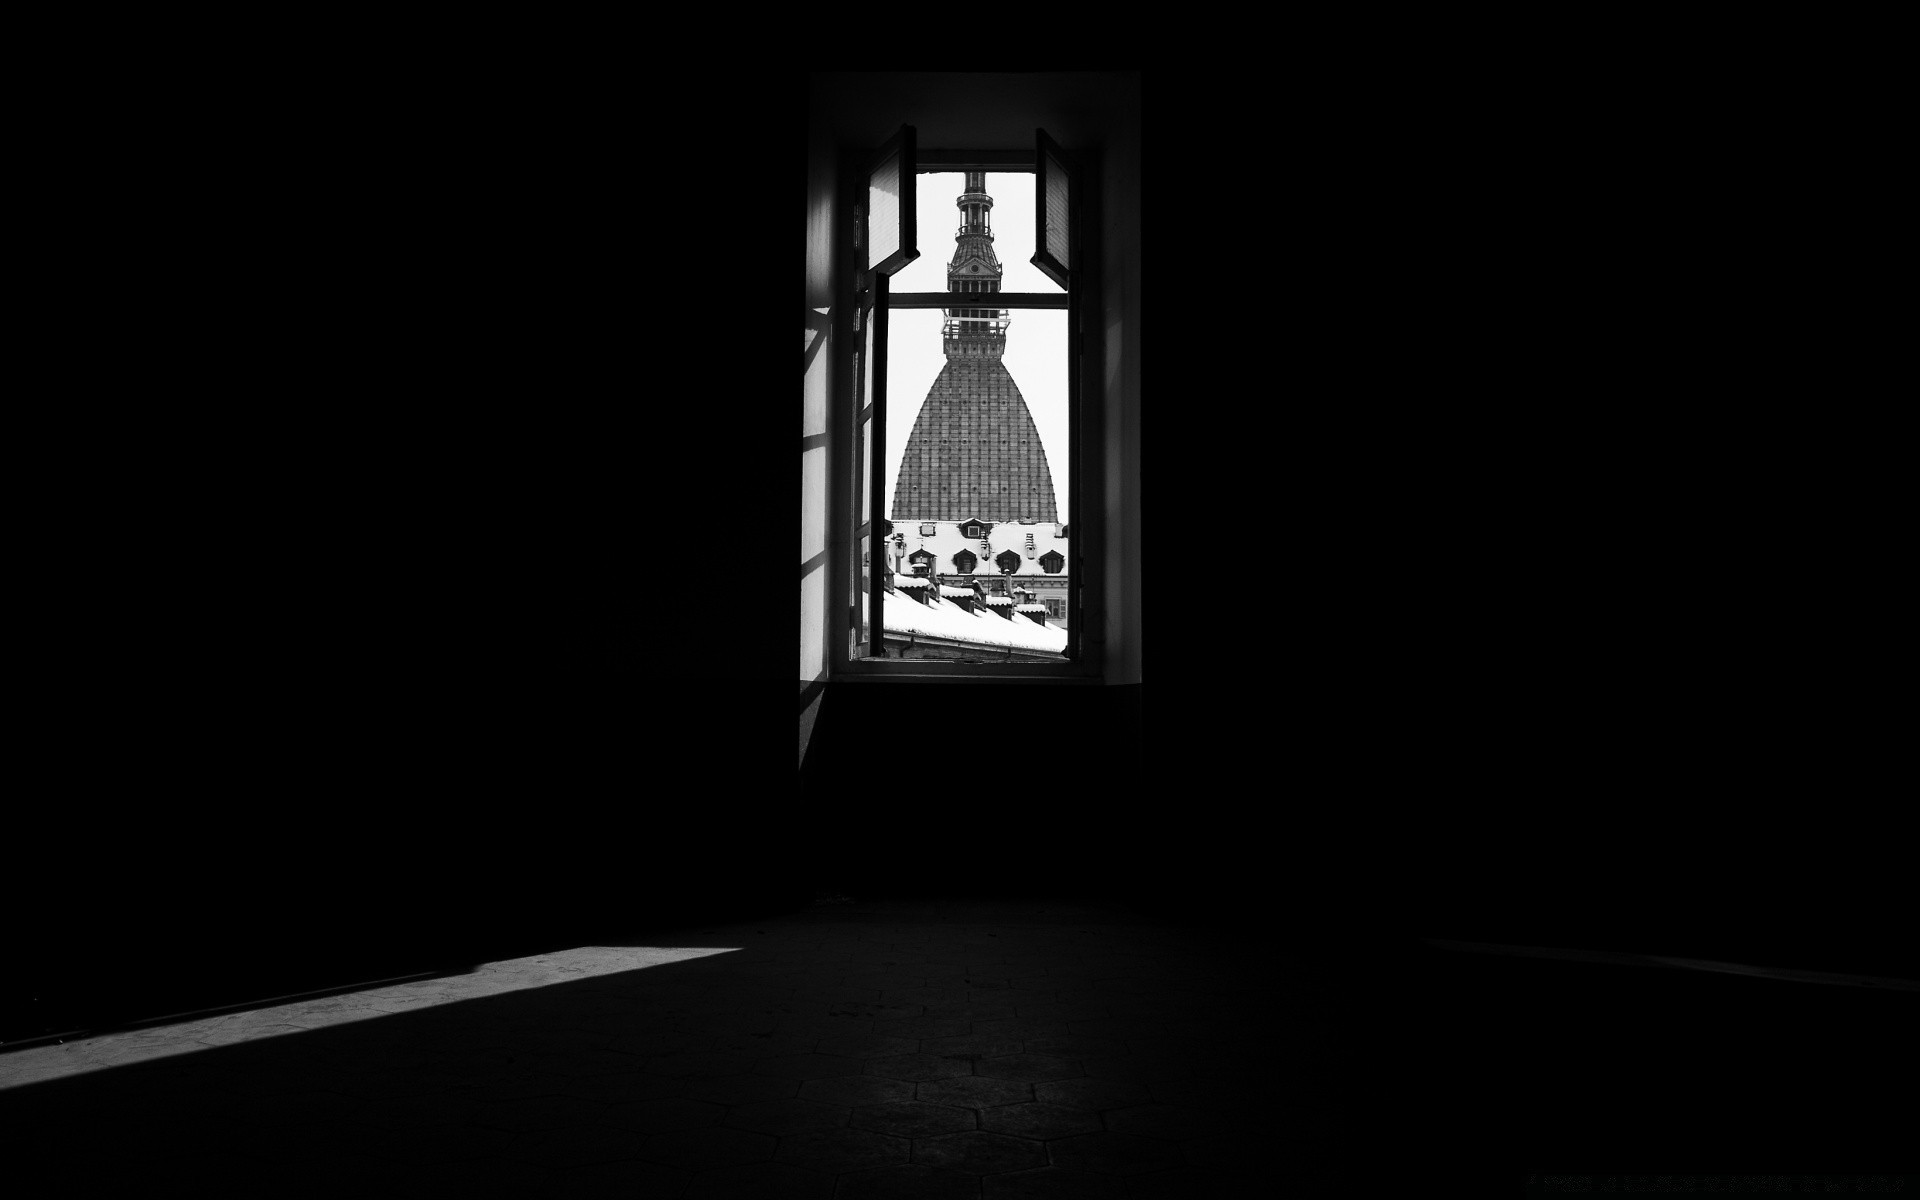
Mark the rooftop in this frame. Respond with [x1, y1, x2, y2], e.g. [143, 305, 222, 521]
[883, 590, 1067, 655]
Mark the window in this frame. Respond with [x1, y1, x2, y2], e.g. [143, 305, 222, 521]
[1039, 550, 1065, 575]
[838, 125, 1093, 675]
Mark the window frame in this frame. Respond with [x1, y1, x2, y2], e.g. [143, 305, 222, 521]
[832, 139, 1100, 683]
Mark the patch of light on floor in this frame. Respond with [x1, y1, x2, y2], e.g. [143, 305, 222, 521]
[0, 944, 741, 1090]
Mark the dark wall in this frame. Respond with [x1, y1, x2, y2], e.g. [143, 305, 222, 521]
[10, 73, 798, 1043]
[800, 681, 1144, 905]
[15, 380, 796, 1041]
[1139, 83, 1907, 978]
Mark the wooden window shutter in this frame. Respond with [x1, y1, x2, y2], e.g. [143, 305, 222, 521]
[865, 125, 919, 277]
[1032, 128, 1076, 290]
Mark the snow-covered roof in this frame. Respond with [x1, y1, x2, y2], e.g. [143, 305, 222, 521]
[895, 576, 929, 587]
[938, 584, 974, 597]
[883, 590, 1069, 654]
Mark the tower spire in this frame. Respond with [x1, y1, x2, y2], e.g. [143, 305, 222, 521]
[943, 172, 1010, 359]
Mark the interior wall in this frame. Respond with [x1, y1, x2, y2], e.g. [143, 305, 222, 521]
[8, 73, 805, 1043]
[1099, 81, 1144, 688]
[800, 99, 837, 769]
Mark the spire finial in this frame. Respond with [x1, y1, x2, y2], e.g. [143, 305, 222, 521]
[945, 174, 1008, 356]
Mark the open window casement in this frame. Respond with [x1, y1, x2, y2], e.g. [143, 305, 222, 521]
[1031, 128, 1076, 291]
[853, 126, 918, 661]
[864, 125, 919, 278]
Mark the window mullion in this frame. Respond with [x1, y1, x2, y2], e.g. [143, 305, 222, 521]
[888, 292, 1067, 310]
[867, 272, 889, 658]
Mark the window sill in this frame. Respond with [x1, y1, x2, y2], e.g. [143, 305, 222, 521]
[832, 659, 1103, 685]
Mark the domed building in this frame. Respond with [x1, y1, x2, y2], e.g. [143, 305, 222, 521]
[884, 172, 1070, 640]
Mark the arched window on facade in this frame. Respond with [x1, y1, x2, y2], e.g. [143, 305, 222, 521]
[952, 549, 977, 575]
[994, 549, 1023, 576]
[1039, 550, 1065, 575]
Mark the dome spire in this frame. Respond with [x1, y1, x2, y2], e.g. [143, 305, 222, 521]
[944, 172, 1009, 359]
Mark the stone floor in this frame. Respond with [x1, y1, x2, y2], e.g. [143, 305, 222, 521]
[0, 898, 1354, 1196]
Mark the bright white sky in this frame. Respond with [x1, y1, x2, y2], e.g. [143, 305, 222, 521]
[884, 173, 1069, 523]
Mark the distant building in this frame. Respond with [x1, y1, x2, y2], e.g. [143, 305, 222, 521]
[887, 173, 1069, 638]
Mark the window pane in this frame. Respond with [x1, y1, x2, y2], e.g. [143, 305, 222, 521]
[891, 172, 1064, 295]
[881, 170, 1072, 664]
[867, 151, 900, 272]
[865, 127, 916, 277]
[1043, 149, 1070, 269]
[871, 171, 1073, 663]
[883, 305, 1067, 524]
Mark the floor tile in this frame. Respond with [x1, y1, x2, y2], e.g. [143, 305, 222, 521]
[1045, 1133, 1183, 1176]
[1099, 1103, 1238, 1141]
[597, 1094, 727, 1131]
[775, 1126, 913, 1172]
[978, 1102, 1103, 1140]
[867, 1052, 977, 1082]
[974, 1054, 1083, 1083]
[912, 1131, 1049, 1175]
[800, 1074, 918, 1107]
[914, 1076, 1036, 1109]
[633, 1125, 777, 1171]
[850, 1099, 979, 1138]
[834, 1163, 983, 1199]
[686, 1160, 835, 1199]
[724, 1097, 854, 1136]
[983, 1167, 1127, 1198]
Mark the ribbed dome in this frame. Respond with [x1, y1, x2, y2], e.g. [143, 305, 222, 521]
[891, 355, 1058, 523]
